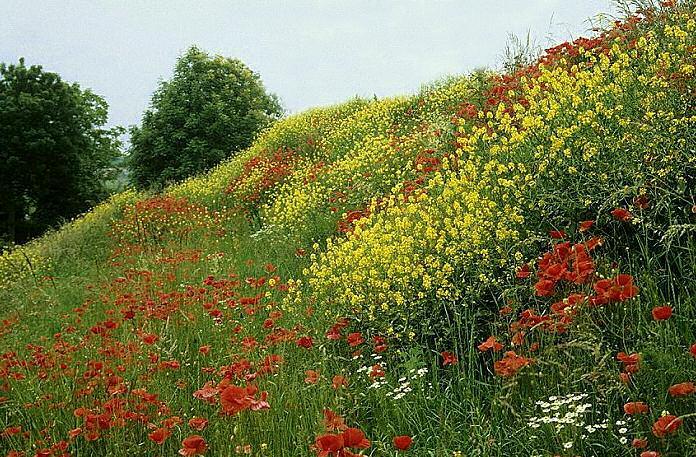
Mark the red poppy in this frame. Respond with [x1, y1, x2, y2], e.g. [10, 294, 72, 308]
[148, 427, 171, 445]
[591, 274, 638, 305]
[369, 364, 385, 378]
[393, 435, 413, 450]
[632, 438, 648, 449]
[616, 352, 641, 365]
[219, 384, 268, 415]
[477, 336, 503, 352]
[373, 336, 388, 353]
[332, 375, 348, 389]
[499, 306, 513, 316]
[141, 333, 159, 345]
[623, 402, 649, 415]
[652, 415, 682, 437]
[315, 433, 344, 456]
[305, 370, 320, 384]
[652, 306, 672, 321]
[179, 435, 207, 456]
[188, 417, 208, 431]
[691, 343, 696, 358]
[640, 452, 660, 457]
[534, 279, 555, 296]
[342, 428, 370, 448]
[346, 332, 364, 347]
[611, 208, 632, 221]
[296, 336, 314, 349]
[441, 351, 458, 366]
[314, 428, 370, 457]
[198, 345, 211, 355]
[515, 264, 531, 279]
[578, 220, 594, 232]
[493, 351, 533, 378]
[667, 382, 695, 397]
[323, 409, 347, 432]
[549, 230, 566, 239]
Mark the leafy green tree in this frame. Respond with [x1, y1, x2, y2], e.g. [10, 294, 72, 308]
[0, 58, 122, 245]
[128, 46, 283, 189]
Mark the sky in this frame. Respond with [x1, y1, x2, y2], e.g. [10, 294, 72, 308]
[1, 1, 616, 130]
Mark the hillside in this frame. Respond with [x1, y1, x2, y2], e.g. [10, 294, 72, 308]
[1, 4, 695, 456]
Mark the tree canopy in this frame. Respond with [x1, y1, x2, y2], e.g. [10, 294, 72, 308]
[128, 46, 283, 189]
[0, 58, 122, 245]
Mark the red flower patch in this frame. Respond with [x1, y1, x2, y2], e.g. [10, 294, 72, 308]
[667, 382, 695, 398]
[393, 435, 413, 450]
[179, 435, 207, 456]
[651, 306, 672, 321]
[652, 415, 682, 437]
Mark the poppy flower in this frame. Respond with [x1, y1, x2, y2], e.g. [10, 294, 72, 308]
[315, 428, 370, 457]
[623, 402, 649, 415]
[373, 336, 388, 353]
[617, 352, 641, 365]
[296, 336, 314, 349]
[652, 306, 672, 321]
[315, 433, 344, 456]
[219, 385, 266, 415]
[188, 417, 208, 431]
[305, 370, 320, 384]
[323, 409, 347, 432]
[549, 230, 566, 239]
[691, 343, 696, 358]
[499, 306, 513, 316]
[148, 427, 171, 445]
[179, 435, 207, 456]
[441, 351, 458, 366]
[141, 333, 159, 345]
[515, 264, 531, 279]
[346, 332, 364, 347]
[477, 336, 503, 352]
[369, 364, 385, 378]
[640, 452, 660, 457]
[493, 351, 533, 378]
[198, 345, 211, 355]
[534, 279, 555, 297]
[393, 435, 413, 450]
[652, 415, 682, 437]
[332, 375, 348, 389]
[632, 438, 648, 449]
[342, 428, 370, 449]
[667, 382, 695, 397]
[578, 220, 594, 232]
[611, 208, 632, 221]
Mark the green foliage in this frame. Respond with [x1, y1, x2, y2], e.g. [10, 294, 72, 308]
[0, 58, 122, 245]
[128, 46, 283, 189]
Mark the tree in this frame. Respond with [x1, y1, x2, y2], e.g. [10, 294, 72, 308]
[0, 58, 122, 245]
[128, 46, 283, 189]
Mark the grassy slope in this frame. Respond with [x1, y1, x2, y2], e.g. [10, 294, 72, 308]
[1, 4, 695, 457]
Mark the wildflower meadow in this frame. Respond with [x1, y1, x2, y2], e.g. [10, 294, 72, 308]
[1, 2, 695, 456]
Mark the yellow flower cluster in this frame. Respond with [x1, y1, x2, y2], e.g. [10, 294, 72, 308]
[263, 77, 484, 241]
[171, 99, 368, 209]
[292, 9, 696, 338]
[0, 190, 140, 290]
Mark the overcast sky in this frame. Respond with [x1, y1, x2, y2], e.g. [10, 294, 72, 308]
[2, 1, 616, 129]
